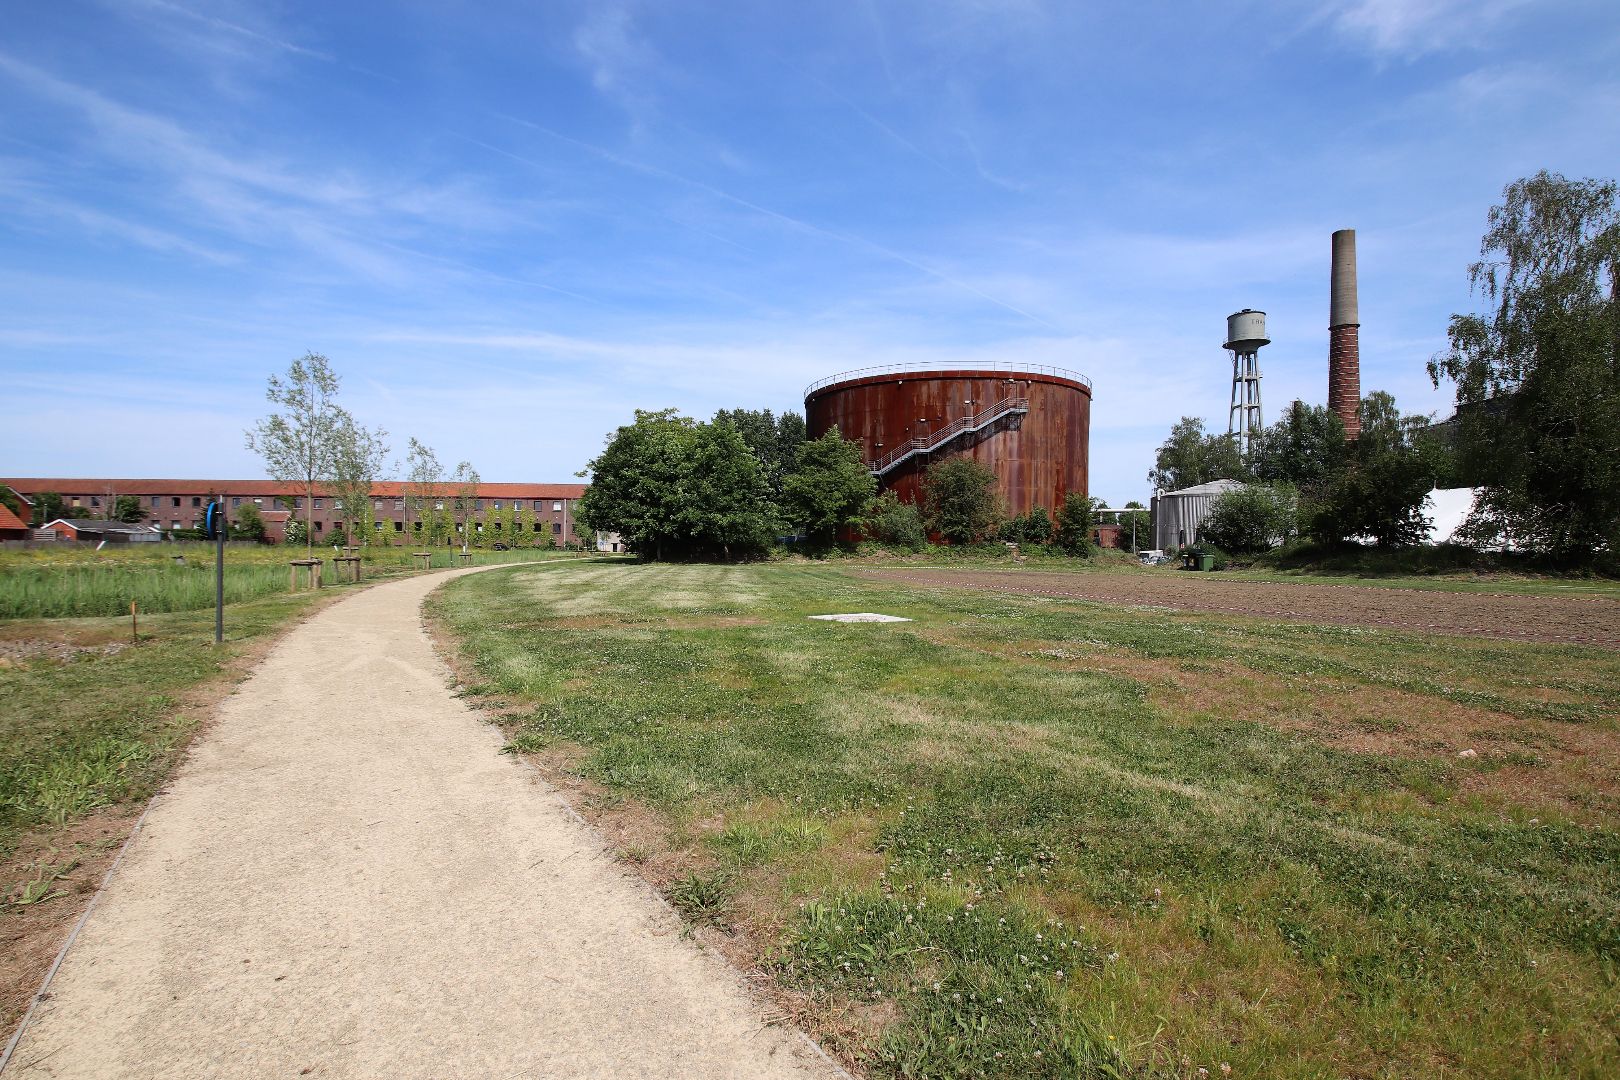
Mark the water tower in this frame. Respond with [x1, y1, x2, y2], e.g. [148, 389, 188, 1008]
[1224, 308, 1268, 454]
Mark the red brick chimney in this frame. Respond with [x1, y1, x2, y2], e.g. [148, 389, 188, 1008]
[1329, 229, 1361, 439]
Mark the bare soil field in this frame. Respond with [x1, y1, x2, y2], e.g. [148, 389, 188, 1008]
[863, 567, 1620, 648]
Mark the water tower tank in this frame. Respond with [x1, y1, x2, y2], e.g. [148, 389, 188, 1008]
[1224, 309, 1270, 353]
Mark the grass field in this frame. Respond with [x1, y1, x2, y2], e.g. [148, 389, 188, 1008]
[430, 561, 1620, 1079]
[0, 543, 571, 619]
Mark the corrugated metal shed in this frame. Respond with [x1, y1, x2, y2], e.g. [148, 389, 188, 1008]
[1151, 480, 1243, 550]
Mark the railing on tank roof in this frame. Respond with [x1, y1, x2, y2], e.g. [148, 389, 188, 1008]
[804, 360, 1091, 400]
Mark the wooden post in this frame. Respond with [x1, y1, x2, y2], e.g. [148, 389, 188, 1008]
[130, 600, 138, 643]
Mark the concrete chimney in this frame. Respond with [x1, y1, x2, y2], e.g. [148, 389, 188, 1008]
[1329, 229, 1361, 439]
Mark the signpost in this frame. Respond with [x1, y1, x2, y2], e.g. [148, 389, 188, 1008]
[206, 502, 225, 645]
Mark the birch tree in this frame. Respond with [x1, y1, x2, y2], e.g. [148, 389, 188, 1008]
[246, 353, 346, 556]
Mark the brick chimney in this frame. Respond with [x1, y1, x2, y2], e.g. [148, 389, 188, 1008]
[1329, 229, 1361, 439]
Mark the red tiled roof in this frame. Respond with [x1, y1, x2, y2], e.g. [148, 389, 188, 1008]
[0, 504, 27, 531]
[0, 478, 588, 500]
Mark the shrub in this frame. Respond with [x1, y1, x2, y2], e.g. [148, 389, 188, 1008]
[864, 491, 926, 552]
[1054, 492, 1094, 556]
[1199, 484, 1296, 554]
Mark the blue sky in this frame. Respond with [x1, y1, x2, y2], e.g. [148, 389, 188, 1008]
[3, 0, 1617, 504]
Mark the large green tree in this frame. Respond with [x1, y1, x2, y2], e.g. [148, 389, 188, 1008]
[579, 409, 778, 560]
[1429, 171, 1620, 557]
[1249, 401, 1349, 495]
[780, 427, 876, 546]
[1148, 417, 1249, 492]
[923, 457, 1000, 545]
[1308, 393, 1447, 548]
[712, 408, 806, 497]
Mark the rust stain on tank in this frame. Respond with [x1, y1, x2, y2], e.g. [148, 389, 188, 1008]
[804, 367, 1091, 517]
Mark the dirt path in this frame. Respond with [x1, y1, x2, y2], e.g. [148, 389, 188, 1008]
[3, 568, 840, 1079]
[864, 567, 1620, 648]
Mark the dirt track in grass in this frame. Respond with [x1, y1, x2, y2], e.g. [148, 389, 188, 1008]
[862, 567, 1620, 648]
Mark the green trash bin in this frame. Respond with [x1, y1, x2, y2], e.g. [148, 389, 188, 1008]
[1197, 553, 1216, 572]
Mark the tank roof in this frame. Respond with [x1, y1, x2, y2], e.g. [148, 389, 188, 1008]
[804, 361, 1091, 401]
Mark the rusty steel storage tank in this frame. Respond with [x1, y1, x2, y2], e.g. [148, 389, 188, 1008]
[803, 361, 1092, 518]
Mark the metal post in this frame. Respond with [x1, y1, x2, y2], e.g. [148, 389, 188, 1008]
[214, 504, 225, 645]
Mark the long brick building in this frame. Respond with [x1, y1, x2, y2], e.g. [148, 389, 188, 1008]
[1, 477, 598, 547]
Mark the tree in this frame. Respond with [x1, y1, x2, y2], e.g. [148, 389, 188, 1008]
[713, 408, 806, 498]
[1119, 501, 1150, 552]
[404, 438, 443, 543]
[1430, 171, 1620, 557]
[863, 490, 926, 552]
[0, 487, 24, 520]
[780, 427, 876, 546]
[112, 495, 148, 524]
[1148, 417, 1249, 492]
[924, 458, 999, 545]
[1250, 401, 1349, 495]
[1308, 393, 1446, 548]
[678, 422, 779, 558]
[329, 416, 390, 547]
[1054, 492, 1094, 556]
[246, 353, 348, 556]
[231, 502, 267, 542]
[451, 461, 480, 551]
[30, 491, 65, 526]
[579, 409, 777, 560]
[508, 498, 530, 547]
[1198, 484, 1296, 554]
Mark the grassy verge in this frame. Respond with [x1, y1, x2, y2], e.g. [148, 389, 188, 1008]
[430, 561, 1620, 1079]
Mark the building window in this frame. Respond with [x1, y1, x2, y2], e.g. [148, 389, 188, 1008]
[333, 499, 344, 510]
[191, 497, 202, 507]
[151, 496, 160, 508]
[474, 521, 484, 532]
[474, 500, 483, 511]
[232, 497, 241, 508]
[552, 522, 561, 534]
[552, 501, 562, 512]
[172, 520, 181, 530]
[374, 520, 383, 531]
[254, 498, 263, 505]
[434, 501, 444, 511]
[532, 500, 543, 511]
[393, 521, 403, 532]
[172, 497, 181, 507]
[532, 522, 542, 532]
[492, 501, 501, 511]
[314, 498, 323, 509]
[394, 500, 404, 510]
[412, 521, 422, 532]
[314, 521, 323, 532]
[90, 497, 100, 507]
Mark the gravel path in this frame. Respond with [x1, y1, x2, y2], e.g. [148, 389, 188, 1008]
[4, 568, 839, 1079]
[864, 567, 1620, 648]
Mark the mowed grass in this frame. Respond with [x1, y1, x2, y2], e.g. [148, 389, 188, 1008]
[430, 562, 1620, 1079]
[0, 544, 571, 618]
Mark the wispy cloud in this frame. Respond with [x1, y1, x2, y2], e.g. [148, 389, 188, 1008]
[1317, 0, 1529, 57]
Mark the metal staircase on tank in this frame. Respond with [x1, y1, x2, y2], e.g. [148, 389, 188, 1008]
[867, 395, 1030, 477]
